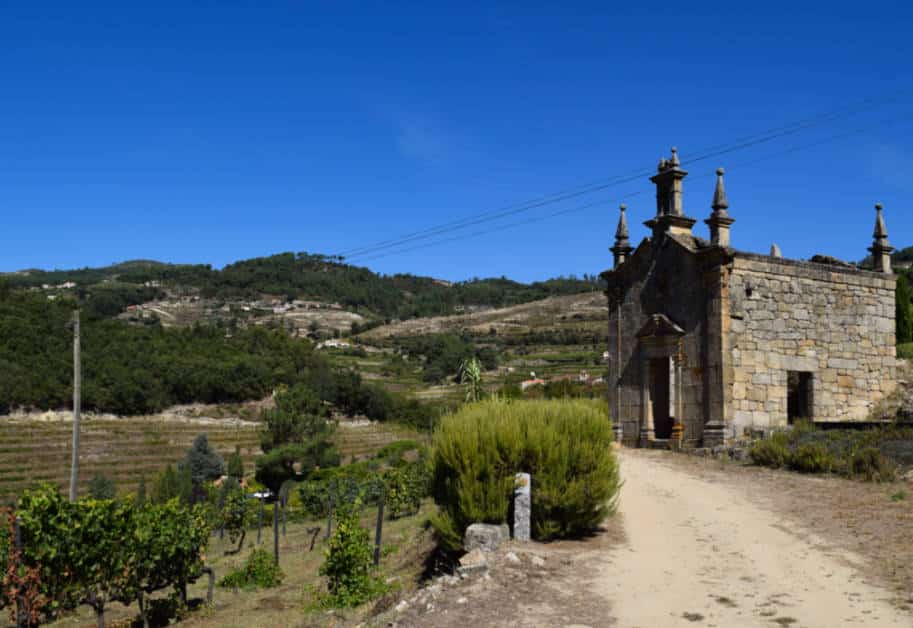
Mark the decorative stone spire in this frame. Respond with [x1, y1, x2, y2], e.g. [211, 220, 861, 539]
[711, 168, 729, 216]
[611, 204, 634, 268]
[645, 146, 696, 238]
[705, 167, 735, 247]
[869, 203, 894, 273]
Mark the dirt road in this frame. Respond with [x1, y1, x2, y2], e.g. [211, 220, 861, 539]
[597, 449, 910, 627]
[389, 449, 913, 627]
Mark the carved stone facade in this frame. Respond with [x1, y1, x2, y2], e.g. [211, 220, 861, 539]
[602, 149, 898, 447]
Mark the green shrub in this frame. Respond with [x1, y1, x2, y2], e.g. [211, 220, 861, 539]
[786, 442, 833, 473]
[221, 486, 249, 551]
[383, 464, 427, 519]
[227, 445, 244, 480]
[848, 447, 897, 482]
[430, 399, 618, 550]
[218, 548, 284, 589]
[88, 474, 116, 500]
[748, 432, 790, 468]
[318, 500, 386, 607]
[375, 440, 425, 465]
[298, 463, 384, 518]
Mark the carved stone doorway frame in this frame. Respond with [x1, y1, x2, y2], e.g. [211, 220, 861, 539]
[636, 314, 686, 447]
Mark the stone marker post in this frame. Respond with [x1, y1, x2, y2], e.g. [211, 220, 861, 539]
[513, 472, 531, 542]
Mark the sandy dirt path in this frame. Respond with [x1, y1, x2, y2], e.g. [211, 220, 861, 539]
[597, 449, 910, 628]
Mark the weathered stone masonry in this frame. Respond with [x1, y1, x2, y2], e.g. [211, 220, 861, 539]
[728, 255, 896, 430]
[602, 148, 897, 448]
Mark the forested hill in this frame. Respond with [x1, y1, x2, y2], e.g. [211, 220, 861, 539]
[2, 252, 602, 320]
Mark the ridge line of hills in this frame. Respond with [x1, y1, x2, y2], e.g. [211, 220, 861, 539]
[1, 251, 604, 322]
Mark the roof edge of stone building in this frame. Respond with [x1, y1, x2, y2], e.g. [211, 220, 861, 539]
[732, 250, 894, 278]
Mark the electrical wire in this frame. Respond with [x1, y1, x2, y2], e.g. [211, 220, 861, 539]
[349, 109, 913, 264]
[339, 89, 912, 260]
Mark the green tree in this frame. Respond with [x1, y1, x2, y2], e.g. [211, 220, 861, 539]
[259, 385, 329, 452]
[182, 433, 225, 484]
[897, 273, 913, 343]
[227, 445, 244, 480]
[319, 499, 383, 607]
[151, 463, 192, 504]
[255, 385, 338, 493]
[136, 476, 147, 507]
[88, 474, 116, 500]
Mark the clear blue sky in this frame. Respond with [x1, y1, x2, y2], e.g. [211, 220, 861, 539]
[2, 1, 911, 282]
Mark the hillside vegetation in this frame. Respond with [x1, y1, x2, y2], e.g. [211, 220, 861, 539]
[2, 252, 601, 320]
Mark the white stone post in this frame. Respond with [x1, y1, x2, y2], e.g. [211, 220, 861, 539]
[513, 473, 531, 542]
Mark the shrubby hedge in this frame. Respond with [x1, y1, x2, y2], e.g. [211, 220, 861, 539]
[430, 399, 619, 550]
[749, 422, 913, 481]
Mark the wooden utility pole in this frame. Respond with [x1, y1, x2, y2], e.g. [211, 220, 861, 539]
[69, 310, 81, 502]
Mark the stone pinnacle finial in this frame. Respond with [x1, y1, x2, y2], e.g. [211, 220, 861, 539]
[873, 203, 889, 239]
[712, 168, 729, 215]
[670, 146, 680, 167]
[611, 203, 634, 268]
[869, 202, 893, 273]
[615, 203, 630, 243]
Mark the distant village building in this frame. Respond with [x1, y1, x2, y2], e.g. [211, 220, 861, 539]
[602, 148, 898, 447]
[316, 339, 351, 350]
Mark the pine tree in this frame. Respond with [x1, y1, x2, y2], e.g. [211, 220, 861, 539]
[183, 433, 225, 484]
[227, 445, 244, 480]
[897, 274, 913, 344]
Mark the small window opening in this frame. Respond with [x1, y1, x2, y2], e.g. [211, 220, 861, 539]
[787, 371, 813, 424]
[745, 286, 754, 298]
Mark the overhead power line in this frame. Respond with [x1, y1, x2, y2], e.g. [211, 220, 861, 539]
[339, 89, 912, 261]
[349, 109, 913, 264]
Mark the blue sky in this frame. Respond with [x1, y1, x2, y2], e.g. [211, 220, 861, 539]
[2, 1, 912, 282]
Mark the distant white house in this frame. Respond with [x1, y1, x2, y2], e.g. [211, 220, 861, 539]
[316, 339, 351, 350]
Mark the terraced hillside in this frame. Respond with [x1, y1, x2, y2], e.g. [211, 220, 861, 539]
[0, 416, 421, 503]
[352, 292, 609, 396]
[0, 418, 260, 503]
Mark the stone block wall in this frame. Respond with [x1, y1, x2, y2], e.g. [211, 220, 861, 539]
[727, 254, 897, 435]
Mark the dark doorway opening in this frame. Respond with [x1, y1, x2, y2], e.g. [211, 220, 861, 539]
[650, 357, 673, 438]
[787, 371, 813, 424]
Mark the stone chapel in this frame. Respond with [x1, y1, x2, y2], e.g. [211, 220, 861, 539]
[601, 148, 898, 447]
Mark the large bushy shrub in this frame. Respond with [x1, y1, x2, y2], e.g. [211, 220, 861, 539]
[430, 399, 619, 549]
